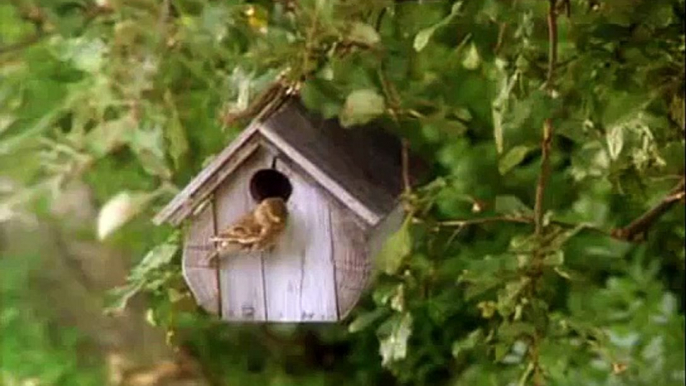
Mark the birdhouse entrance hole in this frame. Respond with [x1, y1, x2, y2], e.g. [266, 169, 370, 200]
[249, 168, 293, 202]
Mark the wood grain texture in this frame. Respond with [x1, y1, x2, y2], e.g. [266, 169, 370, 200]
[153, 126, 260, 226]
[214, 149, 271, 321]
[167, 140, 260, 226]
[330, 203, 371, 319]
[262, 159, 338, 322]
[260, 98, 423, 225]
[183, 200, 216, 268]
[182, 201, 219, 314]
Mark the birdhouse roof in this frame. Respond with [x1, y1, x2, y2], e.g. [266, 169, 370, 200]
[153, 97, 421, 227]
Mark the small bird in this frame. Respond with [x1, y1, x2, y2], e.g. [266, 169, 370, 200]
[209, 197, 289, 258]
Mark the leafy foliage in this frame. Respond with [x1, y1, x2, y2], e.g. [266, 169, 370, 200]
[1, 0, 684, 385]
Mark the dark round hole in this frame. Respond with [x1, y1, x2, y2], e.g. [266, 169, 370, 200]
[249, 169, 293, 202]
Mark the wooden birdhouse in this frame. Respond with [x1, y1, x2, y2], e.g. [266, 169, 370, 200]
[153, 97, 419, 322]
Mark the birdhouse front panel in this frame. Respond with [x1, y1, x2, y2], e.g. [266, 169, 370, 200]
[182, 200, 219, 314]
[181, 145, 371, 322]
[214, 149, 271, 321]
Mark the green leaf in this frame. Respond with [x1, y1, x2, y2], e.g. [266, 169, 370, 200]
[97, 190, 158, 240]
[85, 116, 132, 157]
[129, 243, 179, 281]
[413, 28, 437, 53]
[390, 284, 405, 312]
[54, 37, 108, 73]
[498, 145, 534, 175]
[498, 321, 536, 340]
[375, 216, 412, 275]
[606, 123, 624, 160]
[339, 89, 385, 127]
[543, 250, 565, 266]
[164, 91, 189, 169]
[379, 313, 413, 367]
[497, 277, 530, 318]
[554, 267, 573, 280]
[413, 1, 464, 52]
[348, 22, 380, 46]
[349, 309, 387, 333]
[103, 282, 144, 315]
[102, 239, 179, 316]
[373, 281, 400, 306]
[494, 342, 510, 361]
[491, 61, 518, 154]
[452, 329, 483, 357]
[127, 125, 172, 179]
[300, 79, 342, 119]
[494, 195, 533, 216]
[461, 43, 481, 70]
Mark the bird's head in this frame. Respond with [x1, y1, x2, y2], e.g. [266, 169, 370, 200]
[259, 197, 288, 223]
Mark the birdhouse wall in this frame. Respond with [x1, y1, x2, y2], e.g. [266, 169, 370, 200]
[182, 200, 220, 314]
[181, 147, 373, 322]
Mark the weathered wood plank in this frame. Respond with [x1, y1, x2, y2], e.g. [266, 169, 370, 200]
[153, 125, 260, 225]
[183, 267, 220, 315]
[166, 140, 260, 226]
[183, 200, 216, 268]
[330, 202, 371, 319]
[214, 149, 271, 321]
[262, 159, 338, 322]
[182, 201, 219, 315]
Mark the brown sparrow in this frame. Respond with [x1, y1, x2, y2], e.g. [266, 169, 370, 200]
[209, 197, 288, 256]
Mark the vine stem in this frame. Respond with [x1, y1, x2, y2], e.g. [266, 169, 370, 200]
[402, 139, 411, 194]
[534, 119, 553, 236]
[546, 0, 559, 87]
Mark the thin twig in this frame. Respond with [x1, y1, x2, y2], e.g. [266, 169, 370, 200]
[378, 61, 410, 196]
[157, 0, 171, 45]
[494, 22, 507, 55]
[612, 177, 686, 242]
[435, 214, 610, 236]
[401, 139, 411, 194]
[220, 80, 289, 126]
[534, 119, 553, 235]
[437, 216, 533, 227]
[0, 33, 46, 56]
[546, 0, 558, 87]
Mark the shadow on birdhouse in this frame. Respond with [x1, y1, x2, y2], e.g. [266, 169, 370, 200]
[153, 97, 422, 322]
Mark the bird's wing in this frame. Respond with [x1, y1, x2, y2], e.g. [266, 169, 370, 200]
[212, 213, 263, 245]
[252, 222, 287, 251]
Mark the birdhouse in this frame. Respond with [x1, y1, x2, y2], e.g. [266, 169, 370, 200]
[153, 97, 420, 322]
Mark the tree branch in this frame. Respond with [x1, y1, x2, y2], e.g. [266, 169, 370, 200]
[0, 33, 46, 56]
[611, 178, 686, 242]
[494, 22, 507, 55]
[534, 119, 554, 235]
[546, 0, 559, 87]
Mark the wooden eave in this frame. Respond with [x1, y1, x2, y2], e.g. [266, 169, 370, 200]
[153, 98, 418, 228]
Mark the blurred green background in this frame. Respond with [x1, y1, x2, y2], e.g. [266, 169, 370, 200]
[1, 0, 684, 385]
